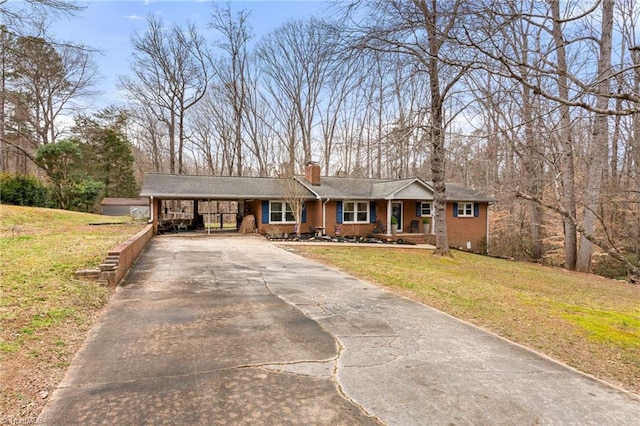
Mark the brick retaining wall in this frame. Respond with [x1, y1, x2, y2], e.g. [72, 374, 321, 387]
[109, 224, 154, 285]
[76, 224, 154, 286]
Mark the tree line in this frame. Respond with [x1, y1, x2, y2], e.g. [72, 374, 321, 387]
[1, 0, 638, 281]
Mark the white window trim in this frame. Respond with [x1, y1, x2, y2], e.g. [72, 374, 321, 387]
[343, 200, 370, 224]
[269, 200, 296, 224]
[420, 201, 432, 217]
[457, 202, 474, 218]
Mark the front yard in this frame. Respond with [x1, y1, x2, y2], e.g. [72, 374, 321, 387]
[0, 205, 146, 420]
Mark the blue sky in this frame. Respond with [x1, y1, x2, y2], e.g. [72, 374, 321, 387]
[49, 0, 331, 107]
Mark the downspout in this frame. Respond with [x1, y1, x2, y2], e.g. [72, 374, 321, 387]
[486, 202, 491, 255]
[386, 199, 392, 237]
[323, 198, 330, 235]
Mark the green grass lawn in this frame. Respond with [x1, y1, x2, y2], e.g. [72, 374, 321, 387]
[294, 246, 640, 394]
[0, 205, 146, 419]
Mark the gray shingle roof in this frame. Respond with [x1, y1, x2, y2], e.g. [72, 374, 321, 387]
[301, 176, 374, 198]
[140, 173, 494, 203]
[299, 176, 494, 202]
[371, 178, 426, 199]
[297, 176, 425, 199]
[442, 183, 496, 202]
[140, 174, 315, 199]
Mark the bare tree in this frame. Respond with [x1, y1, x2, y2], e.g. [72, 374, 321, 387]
[257, 18, 338, 173]
[277, 175, 308, 236]
[1, 1, 88, 172]
[548, 0, 579, 270]
[1, 23, 97, 172]
[210, 4, 251, 176]
[120, 16, 211, 174]
[575, 0, 614, 272]
[0, 0, 82, 33]
[457, 0, 638, 273]
[342, 0, 473, 255]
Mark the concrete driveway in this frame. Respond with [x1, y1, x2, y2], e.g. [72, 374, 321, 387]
[39, 235, 640, 425]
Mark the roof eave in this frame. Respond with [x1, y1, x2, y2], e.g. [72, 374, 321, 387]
[293, 176, 322, 199]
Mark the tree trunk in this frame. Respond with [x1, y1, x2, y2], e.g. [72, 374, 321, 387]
[520, 65, 544, 259]
[633, 49, 640, 260]
[576, 0, 613, 272]
[550, 0, 577, 270]
[169, 111, 176, 174]
[430, 59, 449, 255]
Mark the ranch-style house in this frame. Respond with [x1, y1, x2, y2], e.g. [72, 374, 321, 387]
[140, 163, 494, 252]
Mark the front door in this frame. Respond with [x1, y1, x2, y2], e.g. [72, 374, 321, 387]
[392, 201, 403, 232]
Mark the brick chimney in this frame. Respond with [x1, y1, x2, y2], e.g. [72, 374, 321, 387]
[305, 161, 321, 186]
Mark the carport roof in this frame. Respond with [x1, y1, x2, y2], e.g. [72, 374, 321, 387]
[140, 173, 316, 200]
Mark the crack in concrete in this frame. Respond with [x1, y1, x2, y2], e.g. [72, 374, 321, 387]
[262, 274, 383, 424]
[55, 357, 338, 390]
[331, 339, 384, 425]
[255, 267, 383, 424]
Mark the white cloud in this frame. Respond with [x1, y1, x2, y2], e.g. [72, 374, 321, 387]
[123, 14, 143, 20]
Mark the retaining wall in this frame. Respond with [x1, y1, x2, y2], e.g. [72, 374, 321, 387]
[76, 224, 154, 286]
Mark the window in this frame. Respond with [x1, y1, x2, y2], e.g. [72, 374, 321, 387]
[419, 202, 432, 216]
[457, 202, 474, 217]
[270, 201, 295, 223]
[343, 201, 369, 223]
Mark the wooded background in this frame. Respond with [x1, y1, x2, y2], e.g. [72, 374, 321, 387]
[1, 0, 638, 280]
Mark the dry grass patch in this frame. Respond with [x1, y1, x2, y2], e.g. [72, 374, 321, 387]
[294, 246, 640, 394]
[0, 205, 146, 420]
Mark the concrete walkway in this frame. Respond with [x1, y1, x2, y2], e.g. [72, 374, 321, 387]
[39, 235, 640, 425]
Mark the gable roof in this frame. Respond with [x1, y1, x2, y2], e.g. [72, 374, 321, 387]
[140, 173, 494, 203]
[297, 176, 494, 202]
[294, 176, 429, 199]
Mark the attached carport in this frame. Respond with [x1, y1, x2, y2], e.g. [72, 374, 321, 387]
[139, 173, 315, 235]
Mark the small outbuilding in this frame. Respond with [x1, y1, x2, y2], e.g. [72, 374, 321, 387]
[101, 197, 150, 219]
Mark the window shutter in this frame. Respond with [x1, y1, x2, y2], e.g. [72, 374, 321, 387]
[453, 203, 458, 217]
[369, 201, 376, 223]
[302, 204, 307, 223]
[336, 201, 343, 224]
[474, 203, 480, 217]
[262, 200, 269, 224]
[416, 202, 421, 216]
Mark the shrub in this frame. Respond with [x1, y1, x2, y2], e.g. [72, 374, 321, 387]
[0, 173, 49, 207]
[265, 226, 283, 239]
[592, 253, 639, 281]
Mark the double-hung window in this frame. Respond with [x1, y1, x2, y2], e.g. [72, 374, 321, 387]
[270, 201, 295, 223]
[457, 202, 474, 217]
[343, 201, 369, 223]
[419, 201, 432, 217]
